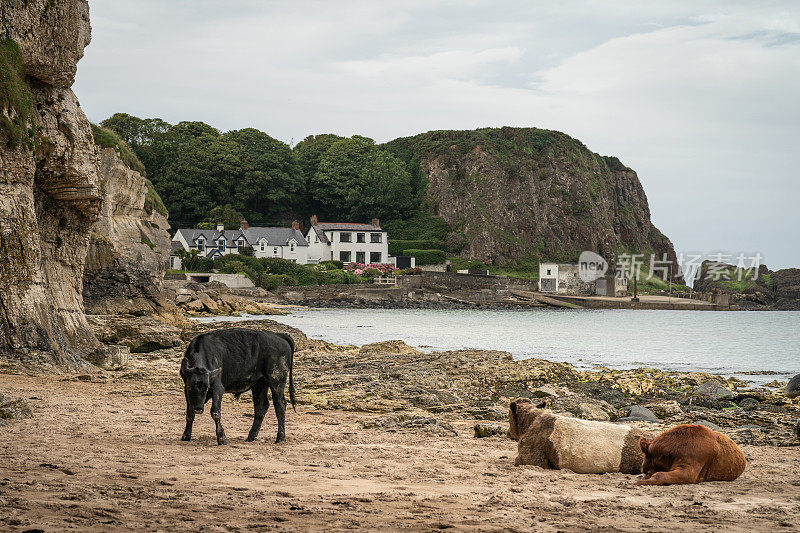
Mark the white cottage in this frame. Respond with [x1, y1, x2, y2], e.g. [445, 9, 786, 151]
[171, 220, 309, 268]
[305, 215, 388, 264]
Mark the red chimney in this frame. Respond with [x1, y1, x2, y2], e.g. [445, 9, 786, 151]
[371, 218, 380, 228]
[291, 220, 300, 230]
[310, 214, 318, 226]
[240, 219, 248, 230]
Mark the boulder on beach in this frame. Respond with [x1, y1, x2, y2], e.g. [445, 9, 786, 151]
[0, 396, 33, 421]
[693, 380, 735, 401]
[694, 419, 723, 432]
[785, 374, 800, 398]
[642, 399, 683, 419]
[548, 395, 617, 422]
[618, 405, 661, 423]
[474, 423, 506, 438]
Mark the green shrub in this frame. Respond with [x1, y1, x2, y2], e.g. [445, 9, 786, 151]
[90, 123, 147, 175]
[362, 267, 382, 278]
[321, 269, 363, 285]
[403, 249, 446, 265]
[193, 257, 215, 272]
[388, 239, 443, 256]
[0, 39, 34, 150]
[259, 274, 297, 290]
[319, 260, 344, 270]
[259, 257, 305, 276]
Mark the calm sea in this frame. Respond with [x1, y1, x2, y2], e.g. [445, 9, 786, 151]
[196, 309, 800, 386]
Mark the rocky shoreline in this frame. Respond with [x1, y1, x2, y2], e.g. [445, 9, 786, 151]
[33, 317, 795, 448]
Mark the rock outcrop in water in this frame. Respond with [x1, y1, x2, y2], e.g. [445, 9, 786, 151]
[82, 147, 177, 320]
[0, 0, 102, 366]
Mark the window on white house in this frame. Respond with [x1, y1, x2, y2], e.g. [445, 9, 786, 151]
[218, 241, 224, 251]
[356, 233, 365, 243]
[340, 232, 352, 243]
[273, 247, 279, 255]
[197, 239, 205, 253]
[370, 252, 382, 264]
[237, 239, 244, 247]
[290, 242, 295, 252]
[340, 251, 351, 262]
[260, 242, 265, 251]
[370, 233, 382, 243]
[356, 251, 366, 263]
[547, 269, 551, 276]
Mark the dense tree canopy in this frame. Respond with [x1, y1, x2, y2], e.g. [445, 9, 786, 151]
[100, 113, 421, 228]
[310, 136, 414, 220]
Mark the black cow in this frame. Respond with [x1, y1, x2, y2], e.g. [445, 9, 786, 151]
[179, 328, 296, 444]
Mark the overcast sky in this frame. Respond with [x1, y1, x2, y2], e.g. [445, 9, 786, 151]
[74, 0, 800, 269]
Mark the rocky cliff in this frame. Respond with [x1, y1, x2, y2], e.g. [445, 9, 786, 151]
[384, 128, 680, 277]
[694, 262, 800, 310]
[83, 146, 177, 319]
[0, 0, 102, 366]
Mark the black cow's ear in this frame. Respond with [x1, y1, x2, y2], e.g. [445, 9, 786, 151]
[536, 400, 547, 409]
[209, 368, 222, 379]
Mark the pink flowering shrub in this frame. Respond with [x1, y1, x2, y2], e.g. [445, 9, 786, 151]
[343, 262, 399, 277]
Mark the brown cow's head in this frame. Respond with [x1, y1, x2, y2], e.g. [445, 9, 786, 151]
[639, 437, 670, 479]
[507, 397, 547, 440]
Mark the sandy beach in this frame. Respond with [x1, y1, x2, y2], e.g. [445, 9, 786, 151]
[1, 318, 799, 532]
[1, 374, 799, 532]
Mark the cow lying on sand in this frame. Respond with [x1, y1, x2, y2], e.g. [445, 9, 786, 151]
[636, 424, 746, 485]
[508, 398, 651, 474]
[180, 328, 296, 445]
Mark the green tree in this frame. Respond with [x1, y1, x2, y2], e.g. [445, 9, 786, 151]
[204, 204, 244, 229]
[309, 137, 413, 220]
[226, 128, 302, 220]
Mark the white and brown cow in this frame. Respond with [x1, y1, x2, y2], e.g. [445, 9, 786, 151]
[508, 397, 651, 474]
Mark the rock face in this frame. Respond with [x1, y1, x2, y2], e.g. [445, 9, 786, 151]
[0, 0, 102, 366]
[82, 147, 175, 319]
[694, 262, 800, 310]
[383, 128, 681, 277]
[786, 374, 800, 399]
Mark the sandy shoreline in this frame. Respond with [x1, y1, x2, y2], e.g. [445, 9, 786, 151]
[1, 318, 799, 531]
[1, 374, 799, 532]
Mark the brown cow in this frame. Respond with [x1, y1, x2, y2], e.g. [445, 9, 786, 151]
[636, 424, 746, 485]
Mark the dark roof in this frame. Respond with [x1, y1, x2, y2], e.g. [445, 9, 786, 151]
[175, 227, 308, 248]
[314, 222, 383, 231]
[243, 227, 308, 247]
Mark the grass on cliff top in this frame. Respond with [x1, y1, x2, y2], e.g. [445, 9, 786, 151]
[90, 123, 147, 175]
[383, 127, 557, 169]
[144, 178, 168, 218]
[90, 123, 168, 218]
[0, 38, 34, 149]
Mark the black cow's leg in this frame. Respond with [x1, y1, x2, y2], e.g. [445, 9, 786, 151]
[210, 387, 228, 445]
[246, 380, 269, 442]
[181, 387, 194, 441]
[269, 380, 287, 443]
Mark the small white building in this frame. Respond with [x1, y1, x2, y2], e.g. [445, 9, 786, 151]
[539, 262, 627, 296]
[171, 220, 309, 268]
[305, 215, 389, 264]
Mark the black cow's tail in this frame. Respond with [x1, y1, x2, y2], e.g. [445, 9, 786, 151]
[278, 332, 296, 412]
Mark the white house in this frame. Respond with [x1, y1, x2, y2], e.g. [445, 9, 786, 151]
[305, 215, 389, 264]
[171, 220, 309, 269]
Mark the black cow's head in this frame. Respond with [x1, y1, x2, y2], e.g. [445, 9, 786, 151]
[182, 366, 221, 414]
